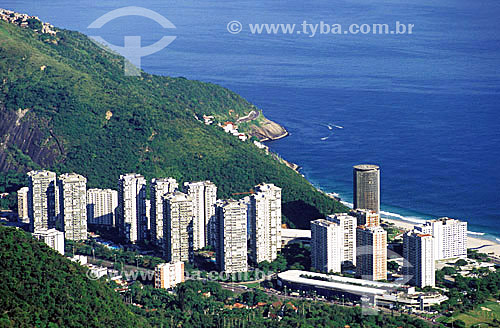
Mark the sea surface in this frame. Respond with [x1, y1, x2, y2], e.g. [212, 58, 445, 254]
[4, 0, 500, 239]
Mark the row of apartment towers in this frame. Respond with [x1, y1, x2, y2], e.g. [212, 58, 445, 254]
[18, 171, 282, 273]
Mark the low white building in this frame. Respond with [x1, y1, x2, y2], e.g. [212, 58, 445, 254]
[154, 262, 185, 289]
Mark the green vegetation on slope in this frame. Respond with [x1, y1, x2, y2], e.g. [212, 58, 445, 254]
[0, 225, 148, 328]
[0, 225, 431, 327]
[0, 21, 348, 228]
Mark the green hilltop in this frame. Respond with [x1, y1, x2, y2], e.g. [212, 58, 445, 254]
[0, 20, 348, 228]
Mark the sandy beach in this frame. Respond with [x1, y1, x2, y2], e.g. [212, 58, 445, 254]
[383, 218, 500, 260]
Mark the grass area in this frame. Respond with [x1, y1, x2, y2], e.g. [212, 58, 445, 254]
[447, 300, 500, 327]
[241, 282, 261, 288]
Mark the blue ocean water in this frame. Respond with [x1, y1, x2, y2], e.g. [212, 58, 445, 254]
[4, 0, 500, 238]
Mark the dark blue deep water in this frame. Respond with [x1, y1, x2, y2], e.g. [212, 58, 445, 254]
[4, 0, 500, 238]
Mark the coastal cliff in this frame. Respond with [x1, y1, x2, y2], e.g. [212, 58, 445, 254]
[250, 116, 289, 141]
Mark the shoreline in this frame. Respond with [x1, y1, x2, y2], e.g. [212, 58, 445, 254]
[382, 217, 500, 259]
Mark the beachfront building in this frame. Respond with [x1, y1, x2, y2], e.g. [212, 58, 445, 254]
[248, 183, 282, 264]
[352, 209, 380, 227]
[150, 178, 179, 246]
[183, 181, 217, 250]
[154, 262, 185, 289]
[164, 192, 195, 263]
[118, 174, 147, 243]
[353, 164, 380, 213]
[216, 199, 248, 273]
[327, 213, 357, 266]
[32, 228, 65, 255]
[87, 188, 118, 226]
[27, 170, 59, 232]
[58, 173, 87, 241]
[415, 217, 467, 260]
[17, 187, 29, 223]
[311, 219, 343, 273]
[403, 231, 435, 288]
[356, 225, 387, 281]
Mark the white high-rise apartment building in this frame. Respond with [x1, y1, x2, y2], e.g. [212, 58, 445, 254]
[87, 188, 118, 226]
[17, 186, 29, 223]
[403, 231, 435, 288]
[58, 173, 87, 241]
[118, 174, 147, 243]
[216, 199, 248, 273]
[154, 262, 185, 289]
[27, 170, 58, 232]
[356, 225, 387, 281]
[248, 183, 282, 264]
[415, 218, 467, 260]
[33, 228, 65, 255]
[164, 192, 194, 263]
[327, 213, 357, 266]
[150, 178, 178, 246]
[311, 219, 343, 273]
[183, 181, 217, 250]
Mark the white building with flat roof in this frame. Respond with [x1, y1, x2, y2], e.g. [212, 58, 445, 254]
[32, 228, 64, 255]
[164, 192, 194, 263]
[248, 183, 282, 264]
[356, 225, 387, 281]
[183, 181, 217, 250]
[415, 218, 467, 260]
[150, 177, 178, 246]
[216, 199, 248, 273]
[27, 170, 58, 232]
[58, 173, 87, 241]
[118, 174, 147, 243]
[403, 231, 435, 288]
[327, 213, 357, 266]
[87, 188, 118, 227]
[311, 219, 343, 273]
[17, 187, 29, 223]
[154, 262, 185, 289]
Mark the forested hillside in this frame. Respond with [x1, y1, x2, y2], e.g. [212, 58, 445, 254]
[0, 225, 148, 327]
[0, 225, 430, 328]
[0, 20, 348, 228]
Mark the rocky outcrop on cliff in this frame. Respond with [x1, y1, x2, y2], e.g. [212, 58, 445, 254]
[249, 116, 288, 141]
[0, 108, 63, 171]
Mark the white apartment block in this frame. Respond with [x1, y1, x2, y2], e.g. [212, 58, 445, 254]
[356, 225, 387, 281]
[327, 213, 357, 266]
[216, 199, 248, 273]
[415, 218, 467, 260]
[154, 262, 185, 289]
[87, 188, 118, 226]
[351, 209, 380, 227]
[118, 174, 147, 243]
[248, 183, 282, 264]
[17, 186, 29, 223]
[164, 192, 194, 263]
[58, 173, 87, 241]
[403, 231, 435, 288]
[311, 219, 343, 273]
[33, 228, 65, 255]
[150, 177, 178, 246]
[27, 170, 58, 232]
[183, 181, 217, 250]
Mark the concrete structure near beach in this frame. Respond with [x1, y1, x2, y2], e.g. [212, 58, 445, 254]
[414, 217, 467, 260]
[353, 164, 380, 214]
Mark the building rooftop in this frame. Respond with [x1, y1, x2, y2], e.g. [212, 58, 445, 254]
[278, 270, 402, 296]
[353, 164, 380, 171]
